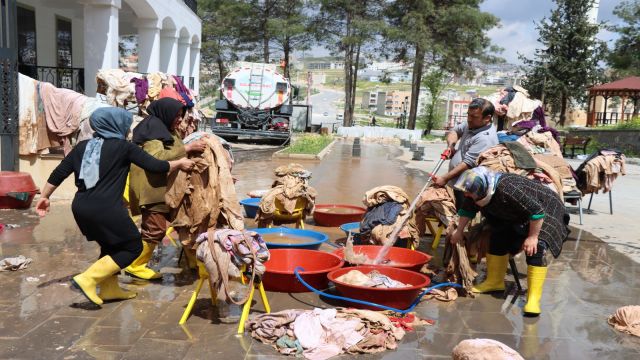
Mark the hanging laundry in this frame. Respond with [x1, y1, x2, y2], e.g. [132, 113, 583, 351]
[95, 69, 136, 106]
[130, 77, 149, 105]
[334, 269, 409, 288]
[165, 135, 243, 249]
[415, 185, 457, 232]
[576, 150, 626, 194]
[173, 75, 194, 107]
[195, 229, 269, 304]
[38, 81, 88, 154]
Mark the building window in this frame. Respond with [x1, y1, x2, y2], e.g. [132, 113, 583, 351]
[56, 17, 72, 68]
[17, 6, 37, 78]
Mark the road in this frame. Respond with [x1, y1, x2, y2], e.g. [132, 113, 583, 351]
[309, 88, 344, 127]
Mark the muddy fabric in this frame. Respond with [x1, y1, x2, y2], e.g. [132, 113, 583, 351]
[195, 229, 269, 304]
[452, 338, 525, 360]
[360, 202, 404, 235]
[517, 129, 563, 157]
[608, 306, 640, 337]
[362, 186, 420, 248]
[415, 186, 457, 229]
[534, 154, 574, 179]
[247, 308, 405, 359]
[384, 312, 434, 331]
[166, 136, 244, 248]
[75, 98, 111, 143]
[128, 134, 186, 216]
[503, 141, 537, 169]
[96, 69, 135, 107]
[334, 270, 409, 288]
[423, 287, 459, 302]
[0, 255, 33, 271]
[579, 153, 626, 194]
[39, 81, 88, 153]
[18, 74, 40, 155]
[256, 164, 316, 227]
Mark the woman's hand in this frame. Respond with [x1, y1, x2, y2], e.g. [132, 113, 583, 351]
[523, 236, 538, 256]
[35, 197, 50, 217]
[185, 140, 206, 154]
[178, 158, 195, 171]
[449, 229, 464, 245]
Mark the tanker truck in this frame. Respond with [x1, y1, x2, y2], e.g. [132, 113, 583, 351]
[211, 62, 294, 140]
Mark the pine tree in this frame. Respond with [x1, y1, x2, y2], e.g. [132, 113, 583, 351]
[608, 0, 640, 77]
[521, 0, 606, 126]
[384, 0, 499, 129]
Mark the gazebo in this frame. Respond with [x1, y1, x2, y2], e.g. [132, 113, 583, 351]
[587, 76, 640, 126]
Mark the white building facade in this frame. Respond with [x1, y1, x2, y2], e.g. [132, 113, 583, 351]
[16, 0, 202, 96]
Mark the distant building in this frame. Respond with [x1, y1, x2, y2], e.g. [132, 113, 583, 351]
[447, 99, 471, 128]
[304, 57, 345, 70]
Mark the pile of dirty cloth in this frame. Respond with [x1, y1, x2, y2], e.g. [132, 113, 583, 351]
[575, 149, 626, 194]
[491, 85, 543, 130]
[256, 164, 317, 227]
[0, 255, 33, 271]
[245, 308, 406, 359]
[166, 133, 243, 249]
[608, 306, 640, 337]
[415, 185, 457, 234]
[452, 338, 524, 360]
[196, 229, 269, 304]
[335, 269, 409, 288]
[360, 185, 419, 248]
[477, 141, 566, 199]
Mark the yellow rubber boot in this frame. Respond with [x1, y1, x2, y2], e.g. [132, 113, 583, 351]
[99, 275, 137, 301]
[523, 265, 548, 316]
[124, 241, 162, 280]
[72, 255, 121, 305]
[472, 254, 509, 293]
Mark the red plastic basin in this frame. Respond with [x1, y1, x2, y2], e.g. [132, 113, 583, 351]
[0, 172, 39, 209]
[332, 245, 432, 272]
[263, 249, 344, 293]
[328, 266, 431, 310]
[313, 204, 366, 227]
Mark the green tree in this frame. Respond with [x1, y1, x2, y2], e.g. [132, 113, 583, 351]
[521, 0, 606, 126]
[246, 0, 279, 63]
[384, 0, 499, 129]
[418, 68, 450, 134]
[317, 0, 385, 127]
[268, 0, 317, 79]
[608, 0, 640, 77]
[198, 0, 253, 97]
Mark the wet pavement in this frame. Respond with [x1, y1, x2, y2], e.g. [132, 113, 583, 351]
[1, 140, 639, 359]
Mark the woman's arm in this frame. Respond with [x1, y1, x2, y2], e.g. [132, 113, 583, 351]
[128, 142, 194, 173]
[523, 218, 544, 256]
[35, 183, 58, 217]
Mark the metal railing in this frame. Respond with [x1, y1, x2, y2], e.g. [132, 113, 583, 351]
[183, 0, 197, 13]
[20, 65, 84, 93]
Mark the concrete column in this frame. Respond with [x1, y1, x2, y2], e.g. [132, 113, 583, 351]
[136, 18, 160, 73]
[160, 30, 178, 75]
[82, 0, 121, 96]
[177, 38, 190, 80]
[190, 45, 200, 92]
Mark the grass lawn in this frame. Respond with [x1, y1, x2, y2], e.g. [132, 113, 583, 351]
[282, 134, 334, 155]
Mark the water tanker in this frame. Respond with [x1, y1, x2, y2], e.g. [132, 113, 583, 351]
[212, 62, 294, 140]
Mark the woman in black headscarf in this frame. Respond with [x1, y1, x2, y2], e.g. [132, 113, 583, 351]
[125, 98, 205, 280]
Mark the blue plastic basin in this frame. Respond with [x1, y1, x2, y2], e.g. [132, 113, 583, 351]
[240, 198, 261, 218]
[251, 227, 329, 250]
[340, 222, 361, 237]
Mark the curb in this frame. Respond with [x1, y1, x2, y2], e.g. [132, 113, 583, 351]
[272, 139, 337, 160]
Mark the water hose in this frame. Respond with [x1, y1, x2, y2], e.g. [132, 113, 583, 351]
[293, 266, 462, 314]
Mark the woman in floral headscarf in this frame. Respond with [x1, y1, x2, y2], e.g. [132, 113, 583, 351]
[450, 167, 569, 317]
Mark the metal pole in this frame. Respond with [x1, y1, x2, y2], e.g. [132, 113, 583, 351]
[0, 0, 19, 171]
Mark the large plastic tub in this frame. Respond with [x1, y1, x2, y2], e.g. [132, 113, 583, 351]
[327, 265, 431, 310]
[313, 204, 366, 227]
[262, 249, 344, 293]
[240, 197, 261, 218]
[251, 227, 329, 250]
[332, 245, 431, 272]
[0, 172, 39, 209]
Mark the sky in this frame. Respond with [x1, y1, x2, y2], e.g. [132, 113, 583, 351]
[481, 0, 625, 64]
[308, 0, 626, 65]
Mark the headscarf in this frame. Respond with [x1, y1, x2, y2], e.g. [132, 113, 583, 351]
[79, 107, 133, 189]
[131, 97, 184, 145]
[453, 167, 502, 207]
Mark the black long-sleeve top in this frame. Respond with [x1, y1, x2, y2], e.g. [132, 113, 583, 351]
[47, 139, 170, 244]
